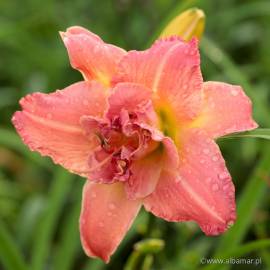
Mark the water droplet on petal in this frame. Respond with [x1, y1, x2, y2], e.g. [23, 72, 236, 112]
[212, 183, 219, 191]
[175, 177, 181, 183]
[107, 212, 112, 217]
[91, 192, 97, 198]
[184, 48, 189, 54]
[98, 222, 104, 227]
[203, 148, 210, 154]
[200, 159, 205, 164]
[83, 100, 89, 106]
[206, 177, 212, 184]
[212, 155, 218, 162]
[231, 89, 238, 96]
[109, 203, 116, 210]
[218, 172, 230, 180]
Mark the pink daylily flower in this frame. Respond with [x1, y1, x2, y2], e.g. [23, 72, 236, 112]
[12, 26, 258, 262]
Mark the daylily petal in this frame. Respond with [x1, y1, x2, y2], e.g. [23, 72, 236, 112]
[80, 181, 141, 262]
[126, 136, 179, 199]
[61, 26, 126, 86]
[113, 38, 203, 121]
[12, 81, 107, 176]
[106, 83, 154, 122]
[194, 82, 258, 138]
[125, 150, 163, 200]
[144, 129, 236, 235]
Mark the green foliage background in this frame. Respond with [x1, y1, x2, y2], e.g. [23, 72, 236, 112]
[0, 0, 270, 269]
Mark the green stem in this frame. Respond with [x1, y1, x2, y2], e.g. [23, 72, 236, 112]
[0, 219, 28, 270]
[142, 255, 154, 270]
[124, 251, 142, 270]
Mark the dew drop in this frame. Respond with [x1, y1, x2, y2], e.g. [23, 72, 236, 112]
[222, 184, 230, 191]
[206, 177, 212, 184]
[200, 159, 205, 164]
[218, 172, 230, 180]
[212, 183, 219, 191]
[98, 222, 104, 227]
[231, 89, 238, 96]
[164, 188, 170, 198]
[212, 155, 218, 162]
[83, 100, 89, 106]
[109, 203, 116, 210]
[91, 192, 97, 198]
[183, 84, 188, 90]
[107, 212, 112, 217]
[203, 148, 210, 154]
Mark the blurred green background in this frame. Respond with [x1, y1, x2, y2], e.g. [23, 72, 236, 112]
[0, 0, 270, 269]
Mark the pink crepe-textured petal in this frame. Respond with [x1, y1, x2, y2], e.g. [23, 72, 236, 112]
[12, 81, 107, 176]
[144, 129, 236, 235]
[80, 181, 141, 262]
[106, 82, 158, 127]
[113, 38, 203, 121]
[196, 82, 258, 138]
[107, 83, 151, 117]
[125, 136, 179, 199]
[125, 151, 163, 200]
[61, 26, 126, 85]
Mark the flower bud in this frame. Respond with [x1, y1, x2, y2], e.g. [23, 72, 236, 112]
[160, 8, 205, 41]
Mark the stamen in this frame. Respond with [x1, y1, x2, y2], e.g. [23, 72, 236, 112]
[116, 159, 128, 175]
[142, 129, 151, 141]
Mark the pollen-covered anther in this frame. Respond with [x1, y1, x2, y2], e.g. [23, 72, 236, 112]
[102, 140, 114, 153]
[142, 129, 151, 141]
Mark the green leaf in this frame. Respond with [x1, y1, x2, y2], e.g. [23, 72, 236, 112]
[31, 168, 74, 270]
[219, 128, 270, 140]
[0, 219, 29, 270]
[222, 239, 270, 258]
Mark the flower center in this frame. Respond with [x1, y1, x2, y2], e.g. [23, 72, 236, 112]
[86, 111, 161, 184]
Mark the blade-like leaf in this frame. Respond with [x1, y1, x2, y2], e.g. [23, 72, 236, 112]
[219, 128, 270, 140]
[31, 168, 74, 270]
[0, 220, 29, 270]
